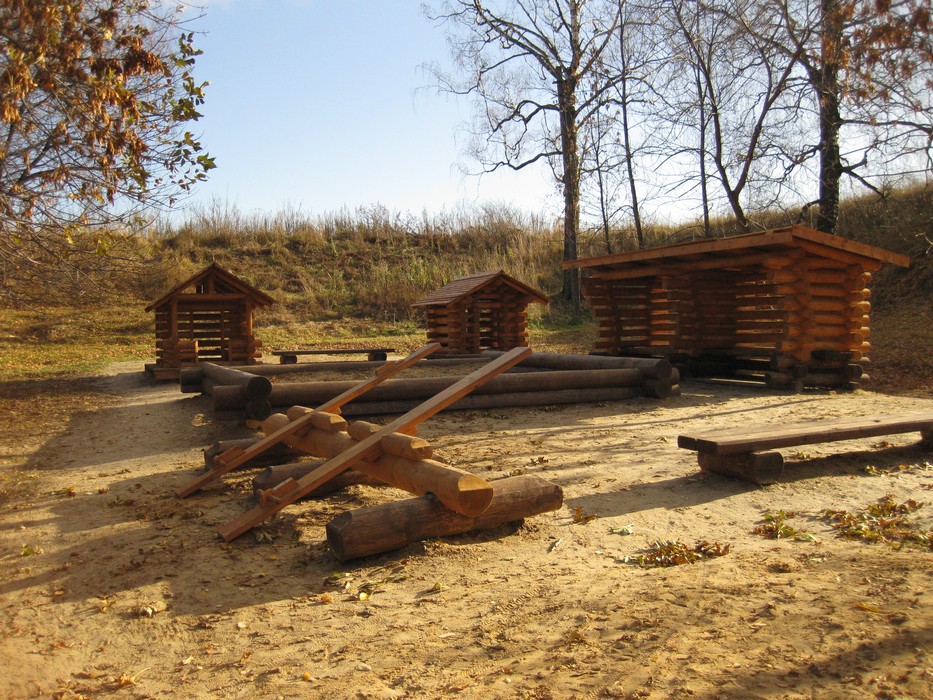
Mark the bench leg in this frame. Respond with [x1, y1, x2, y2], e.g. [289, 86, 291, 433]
[368, 351, 388, 362]
[697, 451, 784, 485]
[921, 429, 933, 448]
[280, 354, 298, 365]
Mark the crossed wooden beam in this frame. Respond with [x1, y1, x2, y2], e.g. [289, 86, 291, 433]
[177, 344, 533, 541]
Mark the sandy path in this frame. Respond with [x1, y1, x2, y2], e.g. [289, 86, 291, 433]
[1, 363, 931, 699]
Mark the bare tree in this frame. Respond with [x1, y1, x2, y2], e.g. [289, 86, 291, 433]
[661, 0, 806, 233]
[427, 0, 627, 317]
[579, 0, 666, 251]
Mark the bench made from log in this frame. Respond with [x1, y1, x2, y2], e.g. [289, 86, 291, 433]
[678, 412, 933, 484]
[272, 348, 395, 364]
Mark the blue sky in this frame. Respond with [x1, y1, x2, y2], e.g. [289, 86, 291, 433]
[180, 1, 559, 219]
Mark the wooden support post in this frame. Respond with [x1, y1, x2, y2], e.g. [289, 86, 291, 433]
[216, 346, 533, 541]
[325, 474, 563, 561]
[696, 451, 785, 485]
[176, 343, 441, 498]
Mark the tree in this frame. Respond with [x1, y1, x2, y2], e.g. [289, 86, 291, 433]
[427, 0, 625, 318]
[775, 0, 933, 233]
[0, 0, 214, 305]
[579, 0, 664, 252]
[659, 0, 807, 234]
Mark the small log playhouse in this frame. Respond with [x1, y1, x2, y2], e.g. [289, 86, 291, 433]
[565, 225, 910, 391]
[145, 263, 273, 380]
[413, 270, 549, 354]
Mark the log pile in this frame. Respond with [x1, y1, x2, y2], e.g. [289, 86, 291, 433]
[189, 352, 680, 420]
[565, 225, 909, 392]
[179, 346, 564, 559]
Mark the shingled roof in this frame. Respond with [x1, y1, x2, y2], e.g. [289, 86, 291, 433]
[412, 270, 550, 308]
[145, 263, 275, 312]
[564, 224, 910, 274]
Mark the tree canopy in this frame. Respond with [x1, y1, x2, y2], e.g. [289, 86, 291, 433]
[0, 0, 214, 306]
[429, 0, 933, 254]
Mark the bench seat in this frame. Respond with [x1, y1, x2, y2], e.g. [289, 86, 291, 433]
[272, 348, 395, 364]
[678, 411, 933, 484]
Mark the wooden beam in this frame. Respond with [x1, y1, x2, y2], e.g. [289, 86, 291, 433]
[216, 346, 533, 541]
[176, 343, 441, 497]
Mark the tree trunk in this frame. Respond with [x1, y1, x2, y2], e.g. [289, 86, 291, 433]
[325, 474, 563, 561]
[816, 0, 844, 234]
[558, 75, 582, 319]
[618, 18, 644, 248]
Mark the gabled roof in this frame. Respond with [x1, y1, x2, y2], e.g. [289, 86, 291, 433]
[145, 263, 275, 312]
[564, 225, 911, 274]
[412, 269, 550, 307]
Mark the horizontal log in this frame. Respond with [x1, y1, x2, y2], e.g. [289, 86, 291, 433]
[484, 350, 672, 380]
[252, 462, 383, 497]
[341, 387, 644, 415]
[200, 362, 272, 401]
[325, 474, 563, 561]
[211, 368, 645, 411]
[202, 438, 303, 470]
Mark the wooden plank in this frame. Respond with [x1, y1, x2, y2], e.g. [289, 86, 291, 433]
[176, 343, 441, 497]
[216, 346, 533, 541]
[678, 412, 933, 456]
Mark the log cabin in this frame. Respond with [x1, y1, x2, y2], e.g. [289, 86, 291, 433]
[412, 270, 549, 354]
[564, 225, 910, 390]
[145, 263, 273, 380]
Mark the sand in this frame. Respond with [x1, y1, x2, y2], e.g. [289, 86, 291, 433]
[1, 362, 931, 699]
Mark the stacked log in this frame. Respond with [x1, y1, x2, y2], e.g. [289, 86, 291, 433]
[258, 411, 495, 517]
[208, 363, 674, 418]
[483, 350, 680, 398]
[158, 338, 199, 368]
[194, 362, 274, 419]
[182, 356, 489, 382]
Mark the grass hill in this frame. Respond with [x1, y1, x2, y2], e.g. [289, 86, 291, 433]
[0, 185, 929, 394]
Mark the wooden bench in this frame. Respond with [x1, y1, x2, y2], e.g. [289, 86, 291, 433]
[678, 412, 933, 484]
[271, 348, 395, 364]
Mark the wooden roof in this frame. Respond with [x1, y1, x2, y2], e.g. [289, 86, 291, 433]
[564, 225, 911, 274]
[412, 270, 550, 308]
[145, 263, 275, 312]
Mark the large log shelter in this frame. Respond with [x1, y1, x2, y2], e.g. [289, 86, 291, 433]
[412, 270, 549, 354]
[145, 263, 273, 379]
[565, 225, 910, 390]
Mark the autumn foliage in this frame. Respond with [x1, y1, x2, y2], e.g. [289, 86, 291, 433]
[0, 0, 214, 305]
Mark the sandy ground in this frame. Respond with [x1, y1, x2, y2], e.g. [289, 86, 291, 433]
[1, 361, 931, 700]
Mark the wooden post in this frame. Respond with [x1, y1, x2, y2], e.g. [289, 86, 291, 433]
[325, 475, 563, 561]
[696, 451, 785, 485]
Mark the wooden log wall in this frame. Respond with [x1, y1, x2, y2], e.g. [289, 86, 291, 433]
[424, 282, 533, 354]
[153, 300, 262, 368]
[582, 250, 880, 391]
